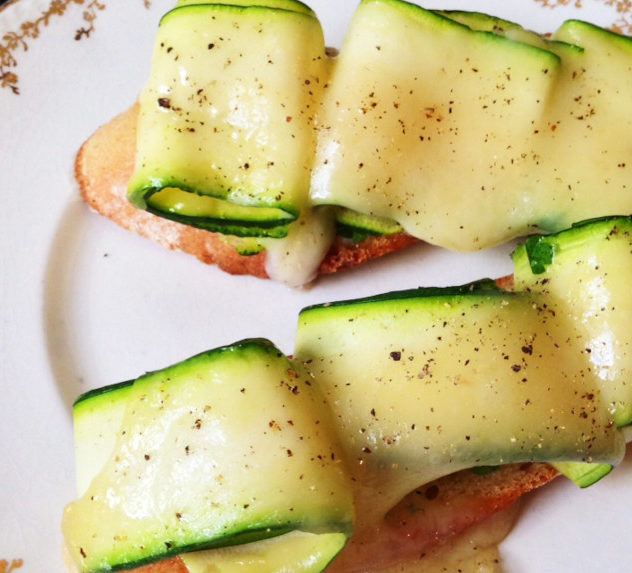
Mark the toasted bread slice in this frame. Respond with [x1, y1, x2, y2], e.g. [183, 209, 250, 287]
[75, 104, 419, 281]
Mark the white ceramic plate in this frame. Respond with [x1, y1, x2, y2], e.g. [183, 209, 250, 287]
[1, 0, 631, 571]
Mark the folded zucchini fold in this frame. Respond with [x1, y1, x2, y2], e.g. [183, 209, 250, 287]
[63, 340, 354, 572]
[127, 1, 329, 239]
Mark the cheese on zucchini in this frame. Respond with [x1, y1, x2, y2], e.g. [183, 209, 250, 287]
[127, 0, 632, 284]
[63, 218, 632, 570]
[62, 339, 353, 572]
[513, 216, 632, 428]
[294, 280, 625, 522]
[128, 3, 329, 238]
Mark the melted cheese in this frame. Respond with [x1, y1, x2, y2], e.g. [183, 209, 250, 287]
[263, 207, 336, 286]
[295, 288, 624, 526]
[310, 1, 632, 251]
[374, 504, 519, 573]
[311, 1, 559, 250]
[129, 4, 330, 238]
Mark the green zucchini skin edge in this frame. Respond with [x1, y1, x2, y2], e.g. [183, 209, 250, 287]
[94, 526, 298, 573]
[74, 339, 286, 408]
[68, 338, 354, 572]
[161, 1, 318, 26]
[512, 215, 632, 485]
[518, 215, 632, 275]
[73, 380, 134, 408]
[143, 203, 294, 239]
[300, 278, 502, 314]
[129, 2, 319, 239]
[128, 183, 298, 239]
[552, 461, 614, 489]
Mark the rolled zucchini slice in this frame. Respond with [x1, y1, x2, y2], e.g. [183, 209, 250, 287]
[62, 339, 353, 572]
[128, 3, 329, 238]
[294, 280, 624, 517]
[513, 216, 632, 428]
[309, 0, 562, 250]
[334, 207, 403, 243]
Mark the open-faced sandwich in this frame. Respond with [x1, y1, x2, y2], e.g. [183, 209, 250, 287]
[62, 216, 632, 572]
[64, 0, 632, 570]
[76, 0, 632, 286]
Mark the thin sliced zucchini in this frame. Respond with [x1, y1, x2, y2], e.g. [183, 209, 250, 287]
[438, 9, 584, 60]
[552, 461, 613, 489]
[221, 234, 265, 256]
[175, 0, 315, 16]
[144, 187, 294, 238]
[512, 217, 632, 485]
[62, 339, 353, 573]
[532, 20, 632, 231]
[310, 0, 561, 250]
[295, 281, 624, 520]
[72, 380, 134, 497]
[437, 9, 551, 49]
[513, 216, 632, 427]
[334, 207, 403, 242]
[181, 530, 346, 573]
[128, 3, 329, 237]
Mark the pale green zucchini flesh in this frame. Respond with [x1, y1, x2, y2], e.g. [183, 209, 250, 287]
[334, 207, 403, 242]
[128, 3, 328, 238]
[513, 216, 632, 428]
[294, 281, 625, 514]
[128, 0, 632, 268]
[310, 0, 562, 250]
[63, 339, 353, 573]
[181, 530, 347, 573]
[72, 380, 134, 498]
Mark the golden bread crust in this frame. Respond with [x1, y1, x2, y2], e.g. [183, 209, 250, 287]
[328, 463, 557, 571]
[74, 104, 418, 280]
[134, 558, 187, 572]
[75, 104, 270, 278]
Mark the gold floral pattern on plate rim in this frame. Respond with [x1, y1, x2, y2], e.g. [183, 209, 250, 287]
[0, 558, 23, 572]
[0, 0, 150, 94]
[535, 0, 632, 33]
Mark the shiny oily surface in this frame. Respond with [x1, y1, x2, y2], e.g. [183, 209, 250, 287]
[130, 4, 327, 224]
[513, 218, 632, 427]
[63, 342, 353, 572]
[295, 288, 624, 522]
[311, 0, 632, 250]
[2, 0, 632, 571]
